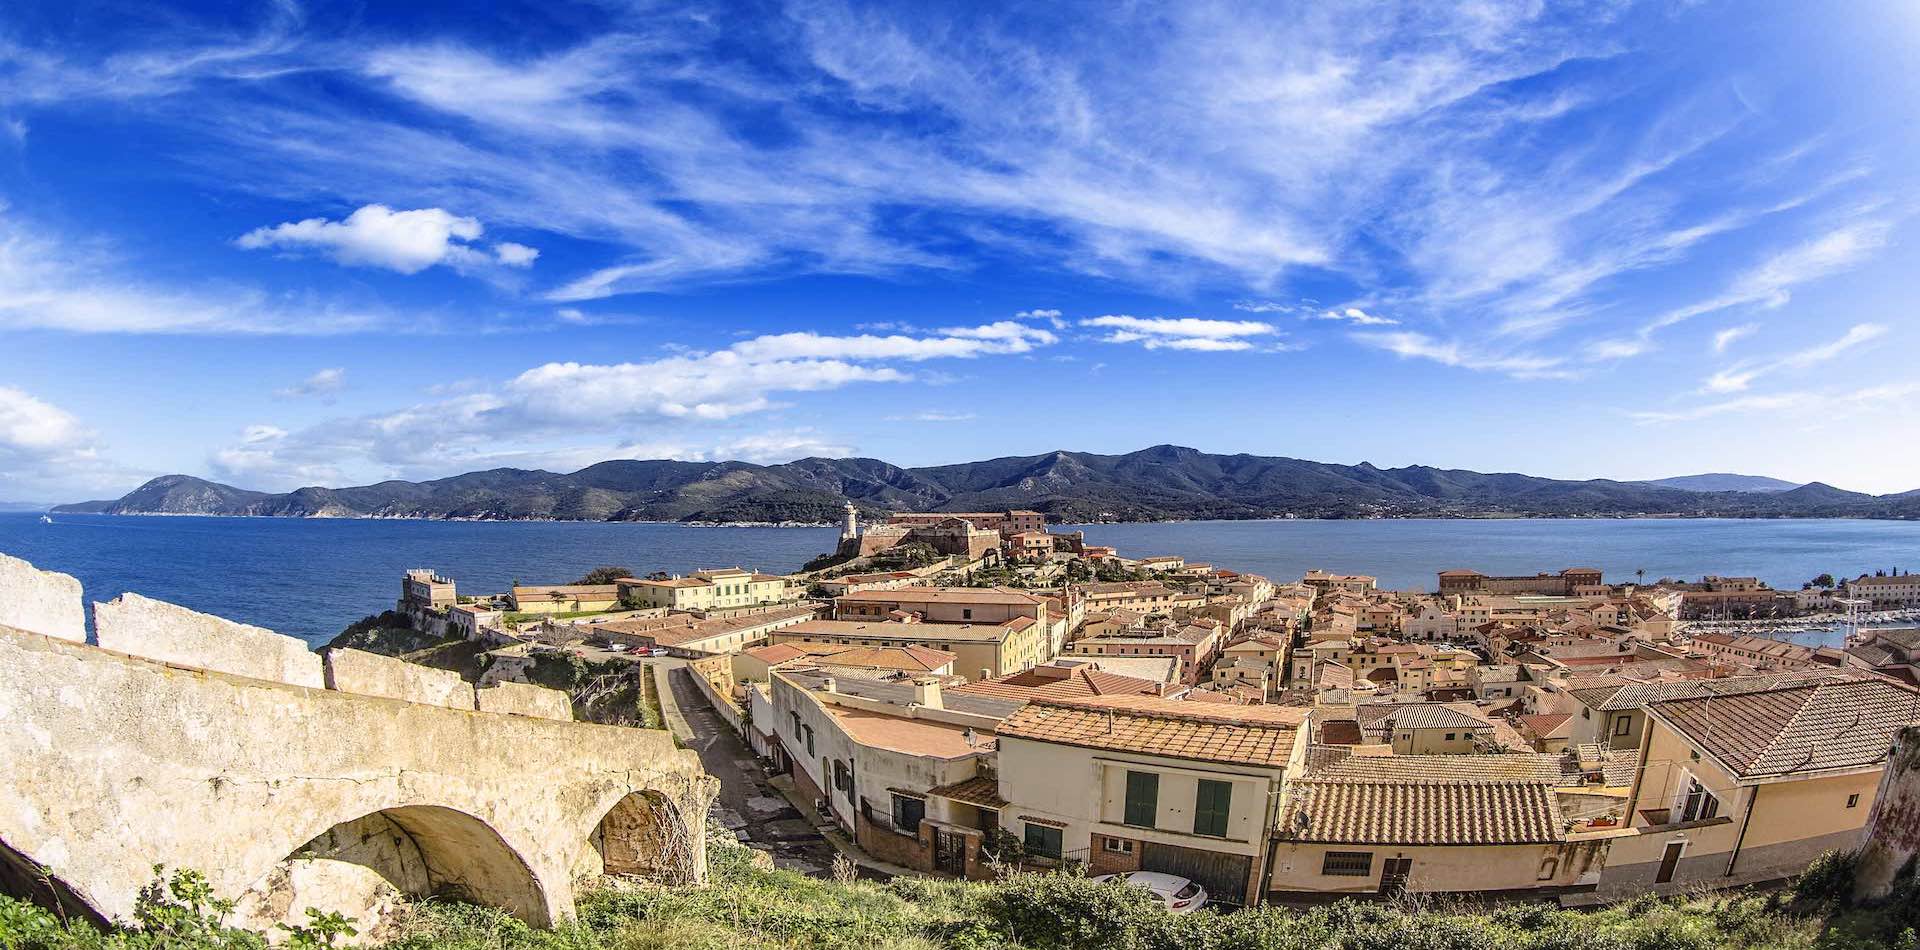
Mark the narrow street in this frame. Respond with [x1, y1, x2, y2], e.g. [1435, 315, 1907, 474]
[655, 660, 843, 876]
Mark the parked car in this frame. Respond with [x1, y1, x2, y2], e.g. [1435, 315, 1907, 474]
[1089, 871, 1208, 913]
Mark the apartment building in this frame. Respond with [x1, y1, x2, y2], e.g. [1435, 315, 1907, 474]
[994, 696, 1309, 906]
[1599, 676, 1920, 895]
[1846, 573, 1920, 608]
[771, 617, 1049, 680]
[617, 568, 790, 611]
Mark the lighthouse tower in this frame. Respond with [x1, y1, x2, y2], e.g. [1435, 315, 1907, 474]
[840, 501, 859, 541]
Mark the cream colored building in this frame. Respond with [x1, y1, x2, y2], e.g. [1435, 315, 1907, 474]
[507, 584, 623, 615]
[994, 695, 1309, 906]
[1596, 676, 1919, 896]
[771, 617, 1050, 681]
[617, 568, 789, 611]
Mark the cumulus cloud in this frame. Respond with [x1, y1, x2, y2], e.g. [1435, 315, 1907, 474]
[236, 204, 538, 275]
[1082, 315, 1280, 351]
[0, 386, 135, 499]
[275, 367, 345, 399]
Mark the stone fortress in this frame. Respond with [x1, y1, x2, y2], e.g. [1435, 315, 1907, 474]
[0, 553, 715, 943]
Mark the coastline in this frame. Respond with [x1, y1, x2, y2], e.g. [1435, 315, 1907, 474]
[37, 510, 1920, 527]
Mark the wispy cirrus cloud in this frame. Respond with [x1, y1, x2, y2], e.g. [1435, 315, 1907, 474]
[1354, 331, 1572, 380]
[275, 368, 346, 399]
[1701, 323, 1888, 393]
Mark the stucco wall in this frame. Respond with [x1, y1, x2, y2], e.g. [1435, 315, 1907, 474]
[0, 553, 85, 643]
[94, 592, 325, 688]
[1267, 841, 1604, 895]
[323, 648, 475, 710]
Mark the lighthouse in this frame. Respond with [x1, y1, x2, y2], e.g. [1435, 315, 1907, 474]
[840, 501, 859, 541]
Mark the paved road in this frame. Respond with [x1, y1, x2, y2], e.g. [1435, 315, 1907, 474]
[657, 661, 841, 876]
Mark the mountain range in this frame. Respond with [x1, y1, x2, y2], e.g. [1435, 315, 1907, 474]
[50, 446, 1920, 523]
[1637, 473, 1803, 493]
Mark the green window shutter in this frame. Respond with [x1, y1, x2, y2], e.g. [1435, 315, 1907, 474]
[1124, 771, 1158, 828]
[1024, 823, 1063, 859]
[1193, 779, 1231, 837]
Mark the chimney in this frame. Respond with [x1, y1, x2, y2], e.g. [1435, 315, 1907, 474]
[821, 676, 837, 694]
[912, 676, 944, 709]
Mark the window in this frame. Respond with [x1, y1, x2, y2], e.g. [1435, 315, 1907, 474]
[1443, 732, 1456, 741]
[891, 793, 926, 832]
[1847, 793, 1861, 809]
[1614, 716, 1632, 737]
[1193, 779, 1232, 837]
[834, 760, 853, 801]
[1581, 708, 1591, 719]
[1024, 822, 1063, 860]
[1679, 776, 1719, 822]
[804, 725, 815, 755]
[1123, 771, 1159, 828]
[962, 608, 973, 620]
[1102, 837, 1135, 854]
[1322, 851, 1373, 876]
[790, 711, 801, 735]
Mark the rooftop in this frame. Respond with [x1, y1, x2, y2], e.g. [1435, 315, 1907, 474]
[996, 697, 1302, 768]
[1282, 777, 1566, 845]
[1649, 677, 1920, 779]
[837, 586, 1045, 606]
[781, 618, 1028, 643]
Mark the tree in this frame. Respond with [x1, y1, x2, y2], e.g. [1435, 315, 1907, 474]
[1808, 573, 1835, 589]
[577, 565, 636, 585]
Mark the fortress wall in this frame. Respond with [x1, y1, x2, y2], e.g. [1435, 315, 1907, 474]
[0, 552, 86, 643]
[323, 648, 475, 711]
[475, 681, 575, 721]
[94, 592, 325, 688]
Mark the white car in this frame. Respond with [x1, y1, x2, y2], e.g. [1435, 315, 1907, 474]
[1089, 870, 1208, 913]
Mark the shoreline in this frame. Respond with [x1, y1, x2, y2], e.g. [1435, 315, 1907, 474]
[34, 510, 1920, 527]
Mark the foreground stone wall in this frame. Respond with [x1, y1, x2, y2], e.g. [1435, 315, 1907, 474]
[0, 556, 716, 936]
[95, 592, 325, 688]
[1856, 725, 1920, 901]
[0, 552, 85, 643]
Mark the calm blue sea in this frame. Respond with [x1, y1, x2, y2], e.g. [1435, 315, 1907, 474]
[3, 513, 1918, 647]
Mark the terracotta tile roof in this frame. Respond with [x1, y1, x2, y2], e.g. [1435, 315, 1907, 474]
[838, 586, 1045, 605]
[1649, 678, 1920, 779]
[925, 775, 1008, 809]
[952, 665, 1164, 702]
[1571, 669, 1867, 712]
[1306, 749, 1569, 784]
[1518, 713, 1573, 740]
[1282, 777, 1566, 845]
[996, 698, 1299, 768]
[1358, 703, 1490, 732]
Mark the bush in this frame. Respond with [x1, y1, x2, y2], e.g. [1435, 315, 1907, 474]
[1795, 849, 1862, 906]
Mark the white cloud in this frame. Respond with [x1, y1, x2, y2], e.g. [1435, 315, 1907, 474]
[1711, 323, 1758, 353]
[203, 322, 1053, 487]
[0, 386, 135, 499]
[1701, 323, 1887, 394]
[275, 367, 345, 399]
[1082, 315, 1279, 352]
[0, 209, 387, 334]
[1630, 380, 1920, 425]
[237, 204, 536, 275]
[887, 410, 976, 422]
[1306, 307, 1399, 326]
[1354, 331, 1572, 380]
[1643, 220, 1891, 336]
[492, 242, 540, 267]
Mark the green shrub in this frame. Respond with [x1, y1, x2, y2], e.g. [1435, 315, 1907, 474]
[1795, 850, 1861, 906]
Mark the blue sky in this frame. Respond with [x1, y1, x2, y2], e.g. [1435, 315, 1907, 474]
[2, 0, 1918, 501]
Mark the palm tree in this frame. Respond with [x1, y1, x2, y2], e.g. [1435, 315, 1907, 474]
[1635, 568, 1646, 586]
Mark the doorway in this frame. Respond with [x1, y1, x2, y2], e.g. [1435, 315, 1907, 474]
[1655, 841, 1685, 884]
[1378, 857, 1413, 895]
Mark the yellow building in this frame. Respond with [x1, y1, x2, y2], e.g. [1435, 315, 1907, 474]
[618, 568, 790, 611]
[507, 583, 622, 614]
[771, 617, 1049, 681]
[1597, 676, 1920, 896]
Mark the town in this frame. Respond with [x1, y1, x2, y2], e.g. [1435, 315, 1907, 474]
[375, 504, 1920, 909]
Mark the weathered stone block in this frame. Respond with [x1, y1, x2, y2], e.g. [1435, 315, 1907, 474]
[475, 681, 574, 721]
[94, 592, 324, 687]
[0, 551, 86, 642]
[323, 647, 475, 710]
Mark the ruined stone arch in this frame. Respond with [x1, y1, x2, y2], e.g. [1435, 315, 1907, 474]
[0, 837, 106, 927]
[235, 804, 552, 938]
[582, 790, 700, 885]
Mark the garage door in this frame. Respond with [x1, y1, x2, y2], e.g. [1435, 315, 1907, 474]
[1139, 842, 1253, 907]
